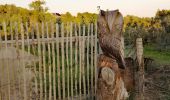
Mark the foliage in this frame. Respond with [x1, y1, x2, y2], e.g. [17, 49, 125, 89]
[59, 12, 97, 25]
[0, 2, 170, 51]
[0, 3, 56, 35]
[29, 0, 48, 12]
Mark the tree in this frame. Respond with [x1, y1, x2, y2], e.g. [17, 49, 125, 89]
[29, 0, 48, 12]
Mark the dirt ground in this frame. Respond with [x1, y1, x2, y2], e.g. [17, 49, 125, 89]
[144, 64, 170, 100]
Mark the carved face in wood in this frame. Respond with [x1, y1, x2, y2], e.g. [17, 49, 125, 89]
[98, 10, 123, 38]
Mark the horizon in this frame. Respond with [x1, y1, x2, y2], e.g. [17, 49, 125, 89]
[0, 0, 170, 17]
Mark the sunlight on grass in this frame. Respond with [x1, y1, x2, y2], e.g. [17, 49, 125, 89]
[144, 45, 170, 65]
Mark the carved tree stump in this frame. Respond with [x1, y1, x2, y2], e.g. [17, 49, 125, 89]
[96, 54, 128, 100]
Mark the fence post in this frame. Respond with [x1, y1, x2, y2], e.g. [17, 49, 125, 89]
[135, 38, 144, 100]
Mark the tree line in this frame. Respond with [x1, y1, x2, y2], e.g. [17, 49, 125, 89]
[0, 1, 170, 51]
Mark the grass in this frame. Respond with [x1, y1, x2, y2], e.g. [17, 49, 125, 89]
[144, 45, 170, 65]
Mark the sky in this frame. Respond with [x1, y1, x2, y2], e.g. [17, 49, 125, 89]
[0, 0, 170, 17]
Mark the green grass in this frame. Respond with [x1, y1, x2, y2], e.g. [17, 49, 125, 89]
[144, 45, 170, 65]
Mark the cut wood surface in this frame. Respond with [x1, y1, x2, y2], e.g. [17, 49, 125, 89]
[97, 54, 128, 100]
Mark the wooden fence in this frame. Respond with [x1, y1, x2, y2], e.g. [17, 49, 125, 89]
[0, 22, 99, 100]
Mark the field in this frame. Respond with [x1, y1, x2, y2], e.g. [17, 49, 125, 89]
[144, 44, 170, 65]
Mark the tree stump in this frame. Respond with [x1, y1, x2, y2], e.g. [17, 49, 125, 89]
[96, 54, 128, 100]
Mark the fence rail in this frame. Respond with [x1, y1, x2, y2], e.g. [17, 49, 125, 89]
[0, 22, 99, 100]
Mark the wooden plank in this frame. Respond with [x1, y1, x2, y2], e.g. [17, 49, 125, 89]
[46, 22, 52, 100]
[26, 22, 32, 99]
[135, 38, 144, 100]
[90, 24, 94, 97]
[10, 22, 14, 42]
[42, 22, 47, 100]
[70, 23, 74, 99]
[31, 26, 38, 99]
[74, 23, 78, 97]
[10, 22, 17, 100]
[51, 22, 57, 100]
[66, 23, 70, 99]
[61, 23, 66, 99]
[86, 24, 90, 95]
[0, 36, 95, 45]
[36, 23, 43, 100]
[3, 22, 11, 100]
[0, 24, 4, 100]
[21, 23, 27, 100]
[0, 24, 1, 99]
[94, 23, 98, 95]
[15, 22, 22, 99]
[82, 24, 86, 96]
[56, 23, 61, 100]
[78, 23, 82, 99]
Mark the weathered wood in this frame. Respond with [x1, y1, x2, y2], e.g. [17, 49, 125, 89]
[86, 24, 90, 96]
[26, 22, 32, 99]
[78, 23, 82, 99]
[46, 22, 52, 100]
[15, 22, 22, 99]
[74, 23, 78, 97]
[94, 23, 98, 94]
[31, 26, 38, 99]
[51, 22, 57, 100]
[4, 22, 11, 100]
[0, 36, 95, 45]
[97, 10, 130, 100]
[66, 23, 70, 99]
[61, 23, 66, 99]
[90, 24, 94, 97]
[56, 23, 61, 100]
[0, 22, 99, 100]
[82, 25, 86, 96]
[21, 23, 27, 100]
[11, 22, 17, 100]
[36, 23, 43, 100]
[96, 55, 128, 100]
[42, 22, 47, 100]
[135, 38, 144, 100]
[70, 23, 74, 99]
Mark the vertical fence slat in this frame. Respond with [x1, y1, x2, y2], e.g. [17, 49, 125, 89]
[90, 24, 94, 97]
[10, 22, 17, 100]
[0, 23, 1, 100]
[61, 23, 66, 99]
[46, 22, 52, 100]
[0, 23, 3, 100]
[37, 23, 43, 100]
[42, 22, 47, 100]
[78, 23, 82, 99]
[3, 22, 11, 100]
[51, 22, 56, 100]
[15, 22, 22, 99]
[94, 23, 98, 95]
[70, 22, 74, 99]
[86, 24, 90, 96]
[74, 23, 78, 97]
[21, 23, 27, 100]
[31, 26, 38, 99]
[82, 24, 86, 97]
[66, 23, 70, 99]
[10, 22, 14, 43]
[56, 23, 61, 99]
[26, 22, 32, 99]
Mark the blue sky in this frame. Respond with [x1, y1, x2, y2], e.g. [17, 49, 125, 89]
[1, 0, 170, 17]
